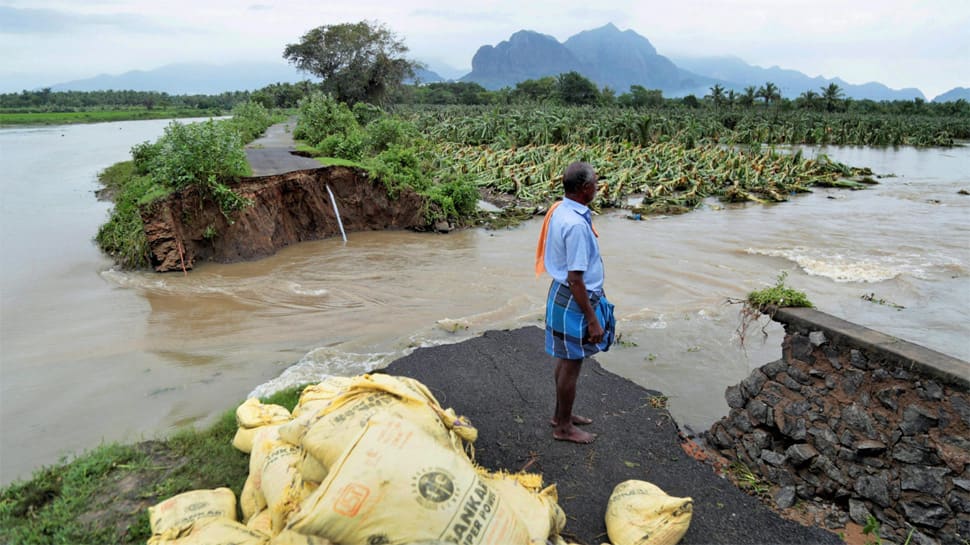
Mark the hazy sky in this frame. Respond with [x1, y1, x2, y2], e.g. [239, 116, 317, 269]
[1, 0, 967, 98]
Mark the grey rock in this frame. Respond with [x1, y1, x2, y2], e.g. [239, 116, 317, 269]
[871, 368, 891, 382]
[742, 437, 762, 462]
[900, 405, 939, 435]
[731, 410, 754, 433]
[843, 404, 878, 437]
[890, 366, 912, 380]
[951, 394, 970, 427]
[750, 428, 772, 450]
[954, 478, 970, 492]
[848, 498, 872, 525]
[811, 454, 846, 485]
[785, 400, 813, 417]
[824, 346, 842, 369]
[746, 399, 770, 426]
[840, 430, 856, 448]
[786, 443, 819, 465]
[855, 439, 888, 456]
[795, 483, 814, 499]
[809, 331, 827, 347]
[773, 486, 796, 509]
[712, 425, 734, 450]
[849, 349, 869, 369]
[917, 380, 943, 401]
[761, 449, 787, 467]
[762, 358, 787, 378]
[875, 386, 903, 411]
[825, 375, 837, 390]
[725, 384, 746, 409]
[901, 465, 950, 496]
[780, 373, 803, 390]
[861, 456, 887, 469]
[843, 370, 865, 395]
[823, 509, 848, 529]
[741, 370, 768, 398]
[434, 220, 453, 232]
[893, 438, 935, 464]
[908, 530, 940, 545]
[783, 417, 807, 441]
[855, 474, 891, 507]
[787, 364, 813, 385]
[790, 333, 813, 361]
[808, 427, 839, 457]
[947, 490, 970, 513]
[900, 499, 950, 529]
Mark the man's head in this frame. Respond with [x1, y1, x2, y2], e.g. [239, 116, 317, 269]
[562, 162, 597, 204]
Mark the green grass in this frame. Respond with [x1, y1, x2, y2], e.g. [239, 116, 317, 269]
[747, 271, 813, 309]
[0, 109, 223, 126]
[0, 386, 305, 545]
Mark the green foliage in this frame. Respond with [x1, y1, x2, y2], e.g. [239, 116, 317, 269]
[319, 130, 366, 161]
[362, 116, 418, 154]
[557, 71, 600, 105]
[352, 101, 384, 125]
[226, 100, 275, 141]
[294, 92, 361, 148]
[150, 120, 248, 190]
[96, 173, 171, 268]
[283, 21, 417, 105]
[747, 272, 813, 309]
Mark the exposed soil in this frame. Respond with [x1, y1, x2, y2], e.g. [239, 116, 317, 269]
[140, 166, 430, 272]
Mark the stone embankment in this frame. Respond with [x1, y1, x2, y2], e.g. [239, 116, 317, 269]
[140, 166, 429, 272]
[708, 307, 969, 545]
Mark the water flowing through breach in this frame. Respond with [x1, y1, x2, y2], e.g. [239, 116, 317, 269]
[1, 121, 967, 484]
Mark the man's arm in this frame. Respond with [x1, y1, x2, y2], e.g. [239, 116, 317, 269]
[566, 270, 604, 344]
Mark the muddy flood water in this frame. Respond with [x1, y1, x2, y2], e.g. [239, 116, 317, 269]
[1, 120, 968, 485]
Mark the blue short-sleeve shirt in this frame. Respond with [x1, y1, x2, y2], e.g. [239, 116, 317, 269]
[543, 198, 604, 294]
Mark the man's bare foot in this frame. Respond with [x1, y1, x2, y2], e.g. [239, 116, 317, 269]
[549, 415, 593, 427]
[552, 426, 596, 444]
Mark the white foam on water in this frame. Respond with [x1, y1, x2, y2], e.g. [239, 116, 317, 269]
[745, 247, 962, 283]
[285, 282, 329, 297]
[247, 347, 395, 399]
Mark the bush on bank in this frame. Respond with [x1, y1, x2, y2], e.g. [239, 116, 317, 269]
[0, 387, 304, 545]
[96, 102, 279, 269]
[294, 92, 479, 224]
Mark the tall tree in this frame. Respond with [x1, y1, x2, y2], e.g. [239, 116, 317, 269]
[739, 86, 757, 108]
[756, 82, 780, 105]
[705, 84, 726, 110]
[820, 83, 844, 112]
[798, 89, 820, 110]
[283, 21, 417, 105]
[556, 71, 600, 105]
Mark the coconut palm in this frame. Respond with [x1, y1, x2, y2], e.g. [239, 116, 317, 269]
[739, 86, 757, 108]
[821, 83, 844, 112]
[798, 90, 820, 110]
[705, 84, 726, 110]
[756, 82, 781, 106]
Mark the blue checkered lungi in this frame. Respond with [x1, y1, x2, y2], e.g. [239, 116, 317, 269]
[545, 280, 616, 360]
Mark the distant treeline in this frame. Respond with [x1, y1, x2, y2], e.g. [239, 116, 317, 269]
[6, 75, 969, 119]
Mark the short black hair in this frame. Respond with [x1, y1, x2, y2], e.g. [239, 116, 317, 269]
[562, 162, 596, 194]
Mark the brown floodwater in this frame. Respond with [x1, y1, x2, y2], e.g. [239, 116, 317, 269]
[1, 122, 967, 485]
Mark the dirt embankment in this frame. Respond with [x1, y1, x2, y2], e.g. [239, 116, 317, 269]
[141, 166, 429, 272]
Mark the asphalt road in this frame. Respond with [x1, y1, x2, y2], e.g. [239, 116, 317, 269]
[245, 119, 322, 176]
[385, 327, 842, 545]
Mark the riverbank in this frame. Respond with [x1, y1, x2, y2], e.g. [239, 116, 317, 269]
[0, 326, 844, 545]
[0, 108, 226, 126]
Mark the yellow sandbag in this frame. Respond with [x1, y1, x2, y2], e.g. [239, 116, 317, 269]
[605, 480, 693, 545]
[237, 398, 292, 429]
[249, 427, 304, 535]
[297, 376, 458, 470]
[287, 415, 531, 545]
[482, 473, 564, 544]
[247, 509, 273, 536]
[241, 472, 267, 523]
[233, 399, 293, 454]
[292, 377, 354, 416]
[148, 488, 237, 538]
[147, 518, 268, 545]
[298, 449, 328, 483]
[268, 530, 334, 545]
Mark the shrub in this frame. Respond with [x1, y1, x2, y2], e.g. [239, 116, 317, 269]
[294, 92, 360, 147]
[352, 102, 384, 126]
[227, 101, 274, 141]
[151, 120, 248, 190]
[363, 117, 418, 154]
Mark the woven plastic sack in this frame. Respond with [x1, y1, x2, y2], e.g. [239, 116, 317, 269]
[294, 374, 474, 470]
[233, 399, 292, 453]
[605, 480, 693, 545]
[483, 473, 565, 544]
[248, 426, 305, 535]
[148, 488, 237, 538]
[291, 377, 354, 417]
[147, 518, 268, 545]
[287, 415, 530, 545]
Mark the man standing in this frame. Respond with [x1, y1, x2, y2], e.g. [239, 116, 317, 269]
[537, 162, 615, 444]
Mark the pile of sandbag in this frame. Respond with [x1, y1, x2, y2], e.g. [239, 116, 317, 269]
[146, 373, 567, 545]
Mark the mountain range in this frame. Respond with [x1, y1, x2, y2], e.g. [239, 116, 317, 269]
[38, 24, 965, 102]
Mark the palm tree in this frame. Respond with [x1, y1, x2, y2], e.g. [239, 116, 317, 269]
[705, 84, 726, 110]
[740, 86, 757, 108]
[798, 90, 820, 110]
[820, 83, 844, 112]
[756, 82, 780, 106]
[726, 89, 737, 108]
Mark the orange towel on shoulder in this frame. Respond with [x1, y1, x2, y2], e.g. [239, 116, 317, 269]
[535, 201, 598, 278]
